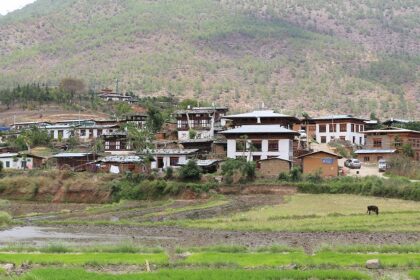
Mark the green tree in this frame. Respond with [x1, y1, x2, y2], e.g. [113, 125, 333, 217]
[146, 106, 164, 133]
[114, 102, 133, 120]
[402, 143, 414, 158]
[125, 124, 154, 152]
[179, 160, 202, 181]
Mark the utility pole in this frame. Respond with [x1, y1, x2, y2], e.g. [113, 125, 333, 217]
[115, 79, 119, 94]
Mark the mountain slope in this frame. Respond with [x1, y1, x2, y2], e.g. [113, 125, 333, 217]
[0, 0, 418, 118]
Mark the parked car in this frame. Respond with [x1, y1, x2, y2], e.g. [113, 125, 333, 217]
[378, 159, 389, 172]
[345, 158, 361, 169]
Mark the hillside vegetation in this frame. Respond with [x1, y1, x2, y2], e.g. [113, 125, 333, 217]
[0, 0, 418, 118]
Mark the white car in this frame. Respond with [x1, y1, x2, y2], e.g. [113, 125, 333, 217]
[378, 159, 389, 172]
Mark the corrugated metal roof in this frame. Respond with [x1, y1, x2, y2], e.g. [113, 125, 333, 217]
[0, 153, 19, 158]
[142, 149, 199, 155]
[354, 149, 396, 154]
[224, 110, 293, 118]
[99, 155, 143, 163]
[297, 150, 342, 159]
[53, 153, 93, 158]
[363, 128, 420, 134]
[312, 115, 366, 121]
[177, 159, 221, 166]
[221, 125, 298, 134]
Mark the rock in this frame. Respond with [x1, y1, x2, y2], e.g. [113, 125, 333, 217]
[2, 263, 14, 272]
[176, 252, 192, 258]
[366, 259, 381, 269]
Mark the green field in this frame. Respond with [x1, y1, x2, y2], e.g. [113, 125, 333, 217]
[172, 194, 420, 232]
[16, 268, 371, 280]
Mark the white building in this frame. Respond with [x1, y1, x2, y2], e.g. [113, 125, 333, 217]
[46, 125, 74, 140]
[311, 115, 366, 145]
[0, 153, 41, 170]
[144, 149, 199, 170]
[220, 125, 299, 162]
[76, 125, 119, 142]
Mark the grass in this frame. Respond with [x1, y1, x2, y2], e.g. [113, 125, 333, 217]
[410, 270, 420, 279]
[182, 251, 420, 268]
[0, 252, 168, 266]
[318, 243, 420, 254]
[170, 194, 420, 232]
[0, 211, 12, 228]
[17, 268, 371, 280]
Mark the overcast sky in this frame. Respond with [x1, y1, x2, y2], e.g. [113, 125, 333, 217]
[0, 0, 37, 15]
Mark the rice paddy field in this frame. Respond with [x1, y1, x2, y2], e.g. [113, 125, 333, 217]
[0, 192, 419, 279]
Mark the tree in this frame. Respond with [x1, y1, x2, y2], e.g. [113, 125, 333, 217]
[402, 143, 414, 158]
[125, 124, 154, 152]
[179, 160, 202, 181]
[114, 103, 133, 120]
[146, 106, 164, 133]
[59, 78, 85, 102]
[0, 161, 3, 174]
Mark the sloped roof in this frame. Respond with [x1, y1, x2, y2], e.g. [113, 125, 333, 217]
[297, 150, 342, 159]
[177, 159, 222, 166]
[220, 125, 298, 134]
[363, 128, 420, 134]
[257, 157, 292, 162]
[311, 115, 366, 121]
[354, 149, 396, 154]
[53, 153, 93, 158]
[0, 153, 19, 158]
[99, 155, 143, 163]
[141, 149, 199, 155]
[224, 110, 295, 118]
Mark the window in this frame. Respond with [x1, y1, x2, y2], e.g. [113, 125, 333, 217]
[80, 129, 86, 136]
[377, 156, 383, 161]
[251, 140, 262, 152]
[116, 141, 120, 150]
[105, 141, 110, 150]
[339, 136, 346, 141]
[340, 124, 347, 132]
[364, 156, 370, 162]
[352, 136, 356, 143]
[89, 129, 94, 138]
[319, 125, 326, 133]
[351, 124, 355, 132]
[201, 119, 210, 128]
[58, 130, 64, 139]
[356, 125, 360, 132]
[97, 129, 102, 136]
[170, 157, 179, 166]
[5, 161, 10, 168]
[236, 140, 246, 151]
[321, 136, 327, 143]
[252, 155, 261, 161]
[394, 136, 403, 147]
[268, 140, 278, 151]
[359, 137, 363, 144]
[329, 124, 336, 132]
[373, 138, 382, 148]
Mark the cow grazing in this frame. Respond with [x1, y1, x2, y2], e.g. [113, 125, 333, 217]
[367, 205, 379, 215]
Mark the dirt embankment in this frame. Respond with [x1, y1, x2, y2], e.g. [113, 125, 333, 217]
[0, 171, 114, 204]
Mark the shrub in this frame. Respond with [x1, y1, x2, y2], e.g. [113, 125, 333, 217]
[278, 172, 289, 181]
[179, 160, 202, 181]
[165, 167, 174, 180]
[0, 211, 12, 227]
[289, 167, 302, 182]
[221, 158, 256, 184]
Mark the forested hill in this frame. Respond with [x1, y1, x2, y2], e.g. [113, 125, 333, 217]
[0, 0, 418, 118]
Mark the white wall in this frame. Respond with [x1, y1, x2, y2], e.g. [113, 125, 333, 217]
[151, 155, 188, 169]
[316, 123, 365, 145]
[0, 157, 34, 170]
[178, 130, 213, 141]
[226, 138, 293, 161]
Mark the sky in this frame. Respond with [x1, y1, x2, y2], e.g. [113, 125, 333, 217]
[0, 0, 36, 15]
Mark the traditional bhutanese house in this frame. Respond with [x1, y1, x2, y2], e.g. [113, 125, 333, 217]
[179, 138, 214, 153]
[126, 114, 148, 129]
[174, 106, 229, 141]
[177, 159, 222, 173]
[10, 121, 51, 131]
[301, 115, 366, 145]
[96, 155, 147, 174]
[222, 110, 300, 130]
[53, 152, 97, 170]
[98, 93, 134, 103]
[142, 149, 199, 169]
[354, 149, 397, 163]
[46, 124, 75, 140]
[211, 138, 227, 159]
[102, 131, 133, 155]
[297, 151, 342, 178]
[256, 157, 292, 178]
[362, 128, 420, 161]
[76, 124, 120, 142]
[0, 153, 44, 170]
[220, 125, 299, 162]
[382, 118, 414, 128]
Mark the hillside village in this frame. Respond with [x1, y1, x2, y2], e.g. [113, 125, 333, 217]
[0, 90, 419, 180]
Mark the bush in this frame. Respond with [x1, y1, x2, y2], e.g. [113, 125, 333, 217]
[165, 167, 174, 180]
[296, 176, 420, 201]
[278, 172, 289, 181]
[289, 167, 302, 182]
[0, 211, 12, 227]
[221, 159, 256, 184]
[179, 160, 202, 181]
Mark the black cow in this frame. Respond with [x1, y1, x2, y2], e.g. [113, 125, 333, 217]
[367, 205, 379, 215]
